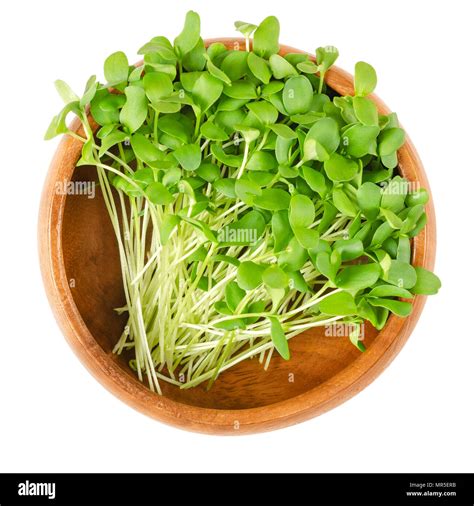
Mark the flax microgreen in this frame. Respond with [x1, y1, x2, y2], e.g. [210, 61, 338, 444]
[46, 11, 440, 393]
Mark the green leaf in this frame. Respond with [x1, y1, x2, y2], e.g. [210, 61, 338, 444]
[279, 237, 308, 271]
[182, 39, 206, 72]
[332, 188, 358, 217]
[182, 216, 217, 242]
[316, 46, 339, 73]
[237, 261, 265, 290]
[353, 96, 378, 126]
[324, 153, 359, 182]
[268, 316, 290, 360]
[196, 163, 219, 183]
[408, 212, 427, 238]
[386, 259, 417, 289]
[130, 133, 160, 163]
[333, 238, 364, 261]
[380, 176, 407, 213]
[247, 52, 272, 84]
[336, 263, 381, 291]
[378, 127, 405, 156]
[358, 298, 389, 330]
[160, 214, 181, 244]
[210, 145, 243, 168]
[318, 291, 357, 316]
[234, 20, 258, 38]
[406, 188, 429, 207]
[213, 254, 239, 267]
[247, 101, 279, 125]
[315, 251, 340, 283]
[133, 168, 155, 185]
[218, 97, 249, 112]
[144, 62, 177, 79]
[263, 265, 288, 289]
[181, 71, 205, 92]
[152, 101, 181, 115]
[302, 166, 327, 197]
[318, 202, 338, 234]
[370, 221, 394, 247]
[98, 130, 128, 157]
[349, 324, 366, 352]
[225, 281, 246, 312]
[333, 96, 357, 123]
[267, 288, 285, 312]
[77, 137, 95, 166]
[215, 301, 233, 315]
[215, 319, 246, 330]
[146, 182, 173, 205]
[80, 75, 98, 107]
[275, 135, 293, 164]
[157, 115, 191, 143]
[54, 80, 79, 104]
[206, 56, 232, 85]
[253, 16, 280, 58]
[253, 188, 291, 210]
[235, 178, 262, 204]
[397, 235, 411, 263]
[200, 121, 228, 141]
[290, 112, 324, 125]
[357, 182, 381, 221]
[380, 208, 403, 229]
[297, 61, 319, 74]
[304, 117, 340, 161]
[282, 76, 314, 115]
[119, 86, 148, 133]
[342, 124, 379, 158]
[269, 54, 297, 79]
[368, 297, 412, 317]
[367, 284, 413, 299]
[174, 10, 201, 57]
[269, 123, 297, 139]
[381, 152, 398, 170]
[354, 61, 377, 96]
[289, 194, 315, 228]
[261, 81, 284, 97]
[174, 144, 202, 171]
[411, 267, 441, 295]
[272, 211, 292, 253]
[286, 270, 309, 292]
[104, 51, 129, 85]
[221, 51, 249, 81]
[143, 72, 174, 103]
[192, 73, 224, 112]
[235, 124, 260, 143]
[207, 42, 227, 61]
[223, 80, 257, 100]
[139, 37, 176, 59]
[45, 101, 82, 140]
[293, 227, 319, 249]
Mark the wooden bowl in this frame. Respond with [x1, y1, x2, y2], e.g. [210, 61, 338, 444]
[39, 39, 436, 434]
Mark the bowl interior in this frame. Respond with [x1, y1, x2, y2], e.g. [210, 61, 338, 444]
[62, 165, 379, 410]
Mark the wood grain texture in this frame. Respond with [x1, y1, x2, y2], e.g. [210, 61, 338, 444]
[38, 39, 436, 434]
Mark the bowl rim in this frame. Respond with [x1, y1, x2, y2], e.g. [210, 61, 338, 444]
[38, 38, 436, 434]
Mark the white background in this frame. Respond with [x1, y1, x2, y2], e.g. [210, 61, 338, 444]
[1, 0, 472, 473]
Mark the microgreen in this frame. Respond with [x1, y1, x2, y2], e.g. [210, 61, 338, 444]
[46, 11, 440, 393]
